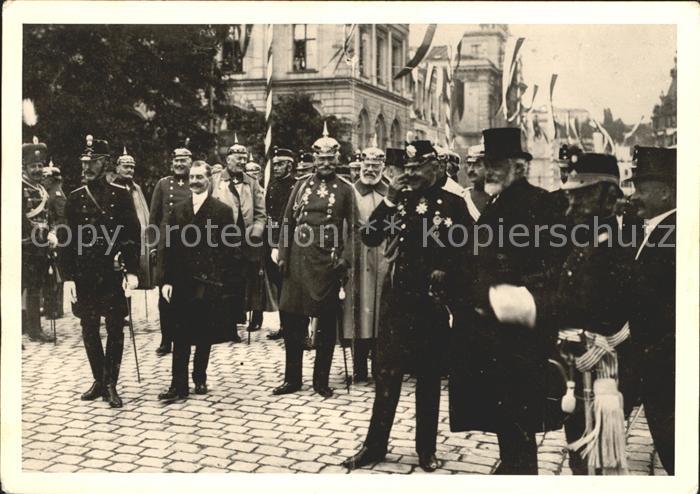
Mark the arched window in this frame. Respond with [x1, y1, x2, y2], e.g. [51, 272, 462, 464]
[375, 115, 387, 150]
[357, 109, 370, 149]
[390, 119, 402, 148]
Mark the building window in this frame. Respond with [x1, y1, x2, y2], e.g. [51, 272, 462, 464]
[391, 40, 402, 92]
[222, 26, 243, 73]
[390, 119, 402, 148]
[358, 109, 370, 148]
[293, 24, 317, 71]
[375, 115, 387, 149]
[471, 44, 482, 57]
[359, 27, 370, 78]
[376, 31, 387, 85]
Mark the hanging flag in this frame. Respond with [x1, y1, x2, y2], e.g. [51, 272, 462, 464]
[547, 73, 558, 141]
[394, 24, 437, 79]
[592, 118, 616, 155]
[332, 24, 357, 73]
[623, 115, 645, 142]
[566, 111, 573, 144]
[451, 79, 465, 124]
[522, 84, 539, 113]
[498, 37, 525, 120]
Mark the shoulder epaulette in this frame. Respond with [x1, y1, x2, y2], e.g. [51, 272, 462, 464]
[108, 181, 127, 190]
[336, 175, 354, 187]
[70, 185, 88, 195]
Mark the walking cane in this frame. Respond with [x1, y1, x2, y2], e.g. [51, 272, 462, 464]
[338, 286, 351, 393]
[47, 249, 61, 345]
[144, 290, 149, 321]
[582, 370, 595, 475]
[116, 254, 142, 383]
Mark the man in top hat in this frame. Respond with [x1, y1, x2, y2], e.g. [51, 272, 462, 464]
[341, 143, 390, 383]
[348, 150, 363, 183]
[63, 136, 141, 408]
[113, 148, 154, 291]
[22, 137, 57, 342]
[343, 140, 472, 472]
[211, 137, 267, 340]
[537, 152, 639, 474]
[266, 147, 298, 340]
[295, 151, 315, 180]
[275, 123, 359, 398]
[464, 144, 490, 221]
[150, 143, 195, 355]
[628, 146, 677, 474]
[448, 127, 563, 474]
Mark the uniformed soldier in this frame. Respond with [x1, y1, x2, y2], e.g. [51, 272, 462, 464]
[245, 161, 263, 183]
[294, 151, 315, 180]
[112, 148, 154, 290]
[464, 144, 490, 221]
[211, 138, 267, 339]
[445, 149, 462, 183]
[435, 145, 466, 197]
[343, 140, 472, 472]
[266, 147, 298, 341]
[22, 137, 57, 342]
[42, 161, 67, 320]
[275, 123, 359, 398]
[342, 143, 390, 383]
[63, 136, 141, 408]
[149, 145, 194, 355]
[348, 150, 362, 183]
[537, 153, 638, 474]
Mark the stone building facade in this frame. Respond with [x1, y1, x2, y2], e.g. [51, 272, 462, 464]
[651, 56, 677, 148]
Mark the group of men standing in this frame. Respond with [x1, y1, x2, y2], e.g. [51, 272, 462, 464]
[21, 123, 676, 476]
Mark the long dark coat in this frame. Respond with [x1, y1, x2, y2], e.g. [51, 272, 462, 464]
[449, 178, 565, 434]
[362, 183, 473, 375]
[278, 173, 358, 316]
[63, 176, 141, 320]
[162, 194, 244, 346]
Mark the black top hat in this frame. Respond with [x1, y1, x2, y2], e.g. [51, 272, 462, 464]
[272, 147, 295, 161]
[82, 135, 110, 159]
[561, 153, 619, 190]
[633, 146, 676, 182]
[22, 137, 48, 166]
[482, 128, 532, 161]
[385, 148, 406, 168]
[404, 140, 438, 165]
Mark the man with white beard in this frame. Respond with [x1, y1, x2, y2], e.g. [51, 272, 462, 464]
[342, 144, 390, 383]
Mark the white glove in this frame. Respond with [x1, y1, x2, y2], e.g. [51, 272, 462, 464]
[161, 284, 173, 303]
[270, 248, 279, 265]
[488, 284, 536, 328]
[47, 231, 58, 248]
[122, 274, 138, 297]
[65, 281, 77, 303]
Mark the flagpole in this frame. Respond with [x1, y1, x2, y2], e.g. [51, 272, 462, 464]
[264, 24, 273, 189]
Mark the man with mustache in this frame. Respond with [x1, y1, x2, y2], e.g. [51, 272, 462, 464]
[628, 146, 677, 474]
[275, 124, 358, 398]
[266, 147, 298, 341]
[343, 140, 471, 472]
[150, 144, 195, 355]
[158, 161, 244, 402]
[112, 148, 153, 291]
[348, 151, 362, 183]
[464, 145, 490, 222]
[211, 138, 267, 340]
[63, 136, 140, 408]
[341, 143, 390, 384]
[449, 128, 562, 474]
[22, 137, 57, 342]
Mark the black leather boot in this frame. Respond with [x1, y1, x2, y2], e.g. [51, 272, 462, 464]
[104, 384, 123, 408]
[418, 453, 441, 472]
[272, 382, 301, 395]
[341, 447, 386, 470]
[81, 381, 105, 401]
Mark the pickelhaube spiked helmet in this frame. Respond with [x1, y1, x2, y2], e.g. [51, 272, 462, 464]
[227, 133, 248, 156]
[312, 122, 340, 157]
[361, 135, 385, 164]
[117, 146, 136, 165]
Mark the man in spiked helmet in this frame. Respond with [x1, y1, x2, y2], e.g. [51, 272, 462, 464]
[112, 147, 153, 290]
[275, 122, 359, 398]
[348, 150, 363, 183]
[63, 135, 141, 408]
[211, 134, 267, 341]
[22, 136, 57, 342]
[342, 139, 389, 383]
[149, 141, 195, 355]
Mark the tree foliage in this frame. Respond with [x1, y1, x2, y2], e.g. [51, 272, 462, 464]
[23, 24, 230, 196]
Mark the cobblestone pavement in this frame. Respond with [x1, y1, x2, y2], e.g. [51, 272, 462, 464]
[21, 289, 665, 475]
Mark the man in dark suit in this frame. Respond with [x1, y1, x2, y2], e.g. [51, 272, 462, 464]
[158, 161, 244, 402]
[343, 140, 472, 472]
[63, 136, 141, 408]
[629, 146, 676, 475]
[449, 128, 564, 474]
